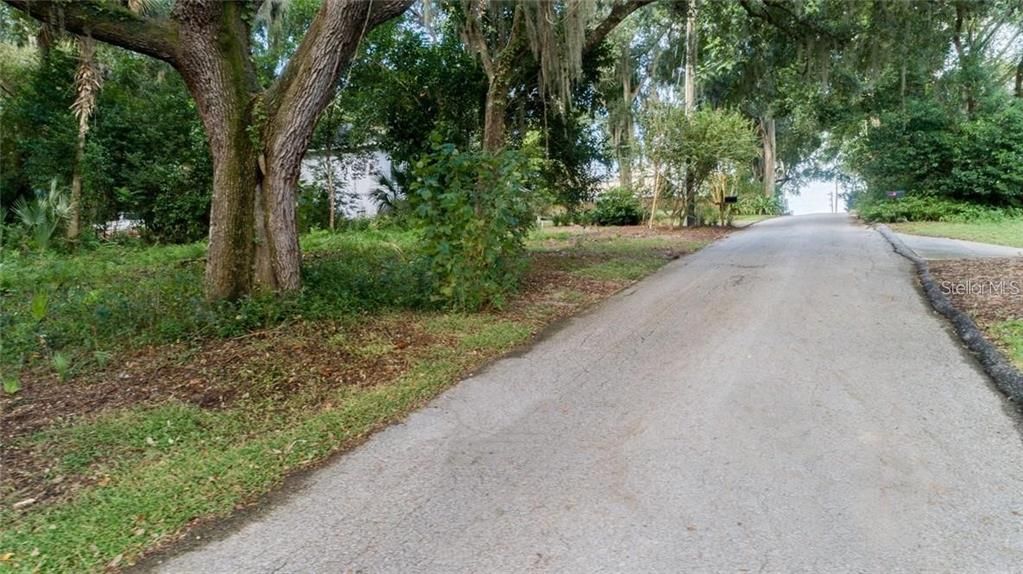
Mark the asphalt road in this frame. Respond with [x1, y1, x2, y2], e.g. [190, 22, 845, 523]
[154, 214, 1023, 573]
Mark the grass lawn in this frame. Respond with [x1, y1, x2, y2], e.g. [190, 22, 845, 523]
[889, 219, 1023, 248]
[992, 321, 1023, 370]
[731, 214, 778, 227]
[0, 224, 725, 572]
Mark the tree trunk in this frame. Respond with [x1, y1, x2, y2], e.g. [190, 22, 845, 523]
[483, 76, 510, 153]
[761, 116, 776, 198]
[647, 159, 661, 229]
[683, 176, 697, 227]
[619, 52, 633, 190]
[681, 0, 697, 228]
[6, 0, 413, 300]
[67, 128, 86, 242]
[618, 132, 632, 190]
[174, 3, 267, 299]
[684, 0, 697, 114]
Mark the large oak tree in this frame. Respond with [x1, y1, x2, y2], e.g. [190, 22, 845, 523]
[5, 0, 412, 299]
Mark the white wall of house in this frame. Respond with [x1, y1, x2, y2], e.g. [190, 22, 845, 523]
[299, 150, 393, 218]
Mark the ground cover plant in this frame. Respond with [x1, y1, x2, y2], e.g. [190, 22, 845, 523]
[0, 225, 725, 573]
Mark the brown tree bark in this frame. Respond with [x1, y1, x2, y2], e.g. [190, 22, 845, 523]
[760, 116, 776, 198]
[68, 129, 86, 242]
[682, 0, 698, 227]
[6, 0, 412, 300]
[483, 75, 512, 152]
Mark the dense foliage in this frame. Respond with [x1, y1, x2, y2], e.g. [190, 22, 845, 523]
[589, 187, 644, 226]
[0, 230, 432, 370]
[848, 99, 1023, 220]
[407, 141, 540, 310]
[1, 41, 211, 244]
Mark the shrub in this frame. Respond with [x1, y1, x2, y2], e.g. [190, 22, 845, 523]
[849, 99, 1023, 209]
[855, 194, 1021, 223]
[12, 180, 70, 251]
[407, 142, 539, 310]
[589, 187, 643, 226]
[735, 193, 785, 216]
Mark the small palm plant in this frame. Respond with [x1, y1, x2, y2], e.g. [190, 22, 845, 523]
[13, 179, 71, 251]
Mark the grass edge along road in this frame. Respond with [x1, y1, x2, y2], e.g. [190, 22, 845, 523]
[0, 226, 724, 573]
[889, 219, 1023, 248]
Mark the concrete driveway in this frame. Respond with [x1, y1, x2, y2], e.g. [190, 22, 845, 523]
[153, 214, 1023, 573]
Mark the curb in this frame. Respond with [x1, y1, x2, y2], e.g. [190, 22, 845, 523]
[876, 225, 1023, 406]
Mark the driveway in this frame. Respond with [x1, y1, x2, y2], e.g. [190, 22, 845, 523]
[153, 214, 1023, 573]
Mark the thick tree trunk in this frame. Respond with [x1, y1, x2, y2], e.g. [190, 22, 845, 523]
[761, 116, 776, 198]
[175, 2, 266, 299]
[67, 129, 86, 242]
[7, 0, 413, 300]
[483, 76, 510, 153]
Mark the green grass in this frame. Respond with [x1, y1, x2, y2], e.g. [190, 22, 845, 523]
[0, 229, 429, 373]
[1, 226, 713, 572]
[889, 219, 1023, 248]
[991, 320, 1023, 370]
[732, 214, 776, 226]
[0, 315, 532, 573]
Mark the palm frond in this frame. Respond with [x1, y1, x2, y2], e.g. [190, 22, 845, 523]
[71, 37, 103, 134]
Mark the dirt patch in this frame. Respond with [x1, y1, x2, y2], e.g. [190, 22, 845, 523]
[0, 317, 436, 507]
[929, 258, 1023, 327]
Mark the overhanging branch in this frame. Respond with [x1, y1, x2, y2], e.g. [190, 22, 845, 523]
[3, 0, 179, 64]
[584, 0, 656, 56]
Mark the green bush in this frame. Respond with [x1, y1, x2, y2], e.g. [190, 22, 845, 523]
[589, 187, 643, 226]
[849, 99, 1023, 209]
[735, 193, 785, 216]
[855, 194, 1021, 223]
[407, 142, 538, 310]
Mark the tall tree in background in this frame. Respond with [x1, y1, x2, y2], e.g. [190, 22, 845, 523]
[457, 0, 652, 152]
[67, 36, 102, 243]
[5, 0, 412, 300]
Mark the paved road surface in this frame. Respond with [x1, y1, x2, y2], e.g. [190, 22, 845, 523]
[894, 232, 1023, 260]
[154, 215, 1023, 573]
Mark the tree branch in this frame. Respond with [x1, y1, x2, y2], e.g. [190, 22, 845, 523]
[264, 0, 412, 189]
[460, 0, 495, 80]
[583, 0, 656, 56]
[3, 0, 179, 63]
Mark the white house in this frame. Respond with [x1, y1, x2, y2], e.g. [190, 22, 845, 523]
[299, 150, 393, 218]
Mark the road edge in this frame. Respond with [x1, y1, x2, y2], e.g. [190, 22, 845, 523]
[876, 224, 1023, 406]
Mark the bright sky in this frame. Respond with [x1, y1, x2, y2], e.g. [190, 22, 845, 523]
[785, 179, 847, 215]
